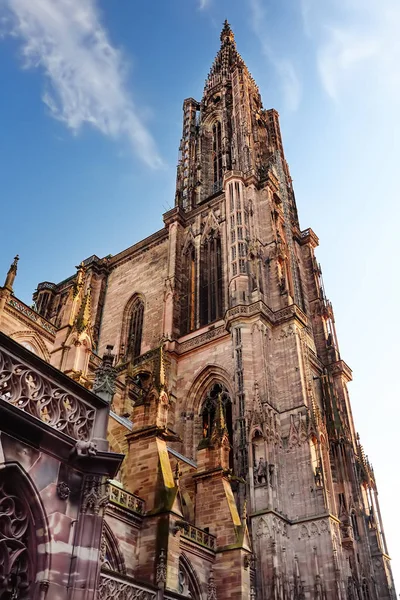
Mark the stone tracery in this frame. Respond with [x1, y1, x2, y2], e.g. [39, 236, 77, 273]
[0, 471, 35, 599]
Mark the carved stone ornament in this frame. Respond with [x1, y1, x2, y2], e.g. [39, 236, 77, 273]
[98, 572, 156, 600]
[69, 439, 98, 459]
[0, 478, 32, 598]
[56, 481, 70, 500]
[0, 347, 95, 440]
[81, 475, 108, 514]
[156, 549, 167, 585]
[207, 568, 217, 600]
[93, 345, 117, 402]
[244, 554, 256, 570]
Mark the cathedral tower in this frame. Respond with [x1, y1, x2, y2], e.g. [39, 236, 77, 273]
[3, 21, 395, 600]
[169, 22, 395, 599]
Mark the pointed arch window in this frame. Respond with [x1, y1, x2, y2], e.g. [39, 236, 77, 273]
[124, 296, 144, 361]
[181, 244, 196, 335]
[200, 231, 223, 326]
[212, 121, 223, 191]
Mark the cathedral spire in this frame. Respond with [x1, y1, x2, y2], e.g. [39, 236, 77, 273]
[204, 20, 247, 93]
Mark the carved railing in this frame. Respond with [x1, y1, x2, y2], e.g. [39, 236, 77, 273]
[181, 524, 216, 551]
[98, 570, 156, 600]
[108, 483, 145, 514]
[0, 344, 96, 440]
[36, 281, 57, 291]
[7, 297, 56, 336]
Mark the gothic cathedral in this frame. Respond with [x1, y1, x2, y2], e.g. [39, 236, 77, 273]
[0, 21, 395, 600]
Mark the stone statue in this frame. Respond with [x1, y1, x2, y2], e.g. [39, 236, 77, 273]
[314, 464, 323, 487]
[254, 457, 268, 485]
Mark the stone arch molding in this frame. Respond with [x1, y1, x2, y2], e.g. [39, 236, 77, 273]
[186, 364, 234, 416]
[101, 521, 126, 574]
[0, 462, 51, 599]
[179, 553, 202, 600]
[10, 330, 51, 362]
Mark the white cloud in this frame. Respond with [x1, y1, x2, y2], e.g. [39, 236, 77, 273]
[3, 0, 163, 168]
[303, 0, 400, 100]
[249, 0, 301, 112]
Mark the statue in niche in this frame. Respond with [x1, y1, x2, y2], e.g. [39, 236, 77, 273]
[254, 457, 268, 486]
[314, 464, 323, 487]
[252, 431, 268, 486]
[269, 463, 275, 486]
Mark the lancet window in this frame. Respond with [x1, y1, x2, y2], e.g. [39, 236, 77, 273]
[228, 181, 248, 278]
[125, 296, 144, 361]
[181, 244, 196, 335]
[212, 121, 223, 191]
[200, 231, 222, 326]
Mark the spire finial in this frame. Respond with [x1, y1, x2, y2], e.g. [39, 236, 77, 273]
[211, 392, 229, 446]
[3, 255, 19, 291]
[220, 19, 235, 45]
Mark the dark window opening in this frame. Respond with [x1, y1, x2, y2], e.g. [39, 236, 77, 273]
[181, 245, 196, 335]
[212, 121, 223, 189]
[127, 297, 144, 361]
[200, 232, 223, 326]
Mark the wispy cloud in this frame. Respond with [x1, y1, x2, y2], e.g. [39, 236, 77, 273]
[2, 0, 163, 168]
[249, 0, 301, 112]
[198, 0, 210, 10]
[302, 0, 400, 100]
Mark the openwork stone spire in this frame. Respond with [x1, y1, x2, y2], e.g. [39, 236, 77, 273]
[204, 20, 245, 93]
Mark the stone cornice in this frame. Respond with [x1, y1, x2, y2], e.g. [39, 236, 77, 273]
[327, 359, 353, 381]
[225, 300, 308, 330]
[297, 227, 319, 248]
[109, 228, 169, 268]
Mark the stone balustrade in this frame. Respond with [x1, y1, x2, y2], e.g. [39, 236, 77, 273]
[181, 523, 216, 551]
[0, 333, 110, 444]
[108, 482, 145, 514]
[98, 570, 156, 600]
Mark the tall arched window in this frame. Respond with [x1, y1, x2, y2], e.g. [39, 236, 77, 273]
[200, 232, 223, 326]
[181, 245, 196, 335]
[212, 121, 223, 191]
[125, 296, 144, 361]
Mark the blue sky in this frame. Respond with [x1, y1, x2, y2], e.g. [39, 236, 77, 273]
[1, 0, 399, 584]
